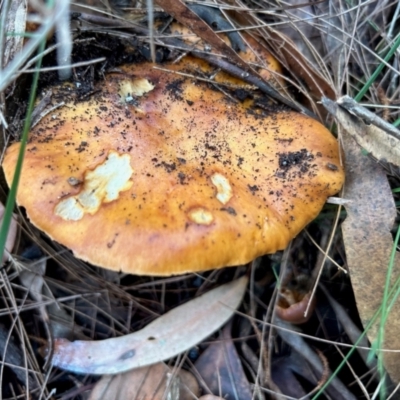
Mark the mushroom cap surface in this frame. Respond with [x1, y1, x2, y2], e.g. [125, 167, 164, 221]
[3, 62, 344, 275]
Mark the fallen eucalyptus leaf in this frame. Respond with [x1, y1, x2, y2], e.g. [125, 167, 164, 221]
[322, 97, 400, 168]
[340, 133, 400, 383]
[88, 362, 199, 400]
[324, 99, 400, 383]
[51, 276, 248, 375]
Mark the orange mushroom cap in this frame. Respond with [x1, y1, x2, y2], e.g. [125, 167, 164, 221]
[3, 61, 344, 276]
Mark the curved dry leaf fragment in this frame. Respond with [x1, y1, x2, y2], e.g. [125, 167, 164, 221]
[51, 276, 248, 375]
[260, 27, 335, 114]
[325, 95, 400, 382]
[337, 95, 400, 141]
[194, 322, 252, 399]
[276, 318, 357, 399]
[88, 362, 199, 400]
[339, 131, 400, 383]
[322, 97, 400, 168]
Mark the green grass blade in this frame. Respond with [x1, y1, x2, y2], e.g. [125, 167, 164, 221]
[392, 118, 400, 127]
[0, 40, 45, 262]
[354, 34, 400, 102]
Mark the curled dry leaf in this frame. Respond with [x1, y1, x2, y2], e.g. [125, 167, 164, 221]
[0, 202, 18, 264]
[275, 290, 316, 325]
[271, 351, 315, 398]
[50, 276, 248, 375]
[89, 362, 199, 400]
[194, 322, 252, 399]
[275, 268, 316, 324]
[324, 97, 400, 383]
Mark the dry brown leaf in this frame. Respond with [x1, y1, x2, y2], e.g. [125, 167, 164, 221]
[324, 99, 400, 382]
[337, 96, 400, 140]
[0, 323, 38, 391]
[323, 97, 400, 167]
[194, 321, 252, 399]
[51, 276, 248, 375]
[270, 352, 315, 398]
[261, 28, 335, 105]
[19, 258, 48, 319]
[0, 202, 18, 264]
[89, 362, 199, 400]
[320, 285, 371, 367]
[275, 0, 322, 64]
[276, 319, 356, 399]
[154, 0, 253, 75]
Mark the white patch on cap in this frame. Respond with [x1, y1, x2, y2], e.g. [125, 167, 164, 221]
[55, 152, 133, 221]
[211, 173, 232, 205]
[188, 208, 213, 225]
[119, 78, 154, 102]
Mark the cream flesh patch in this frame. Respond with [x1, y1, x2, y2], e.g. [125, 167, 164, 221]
[211, 173, 233, 205]
[55, 152, 133, 221]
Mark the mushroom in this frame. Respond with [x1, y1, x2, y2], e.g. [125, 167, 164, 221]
[3, 58, 344, 276]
